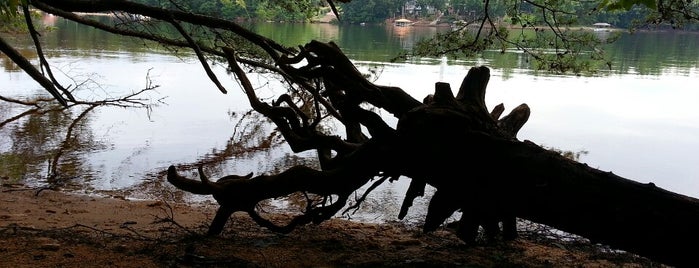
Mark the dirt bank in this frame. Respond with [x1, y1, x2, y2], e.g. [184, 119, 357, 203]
[0, 185, 662, 267]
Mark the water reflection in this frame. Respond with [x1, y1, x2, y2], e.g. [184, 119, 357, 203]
[0, 101, 104, 189]
[3, 15, 699, 76]
[0, 48, 39, 72]
[41, 13, 59, 27]
[605, 31, 699, 76]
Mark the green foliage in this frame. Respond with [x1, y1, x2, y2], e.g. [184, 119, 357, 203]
[518, 28, 620, 74]
[417, 0, 447, 12]
[544, 146, 589, 162]
[131, 0, 324, 21]
[340, 0, 403, 24]
[405, 16, 622, 74]
[598, 0, 657, 11]
[407, 27, 491, 59]
[594, 0, 699, 29]
[0, 0, 26, 17]
[0, 0, 32, 33]
[402, 0, 698, 74]
[254, 0, 321, 22]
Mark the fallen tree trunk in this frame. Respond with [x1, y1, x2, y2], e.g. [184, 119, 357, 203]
[397, 106, 699, 266]
[502, 139, 699, 268]
[393, 68, 699, 267]
[165, 42, 699, 267]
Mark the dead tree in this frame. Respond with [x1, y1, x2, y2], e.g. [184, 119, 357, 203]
[167, 42, 699, 267]
[7, 2, 699, 267]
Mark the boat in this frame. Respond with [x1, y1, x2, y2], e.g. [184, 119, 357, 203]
[593, 22, 612, 32]
[394, 18, 413, 27]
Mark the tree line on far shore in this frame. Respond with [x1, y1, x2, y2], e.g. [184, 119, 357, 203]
[130, 0, 698, 30]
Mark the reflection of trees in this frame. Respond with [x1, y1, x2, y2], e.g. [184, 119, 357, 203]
[131, 109, 289, 202]
[2, 8, 163, 185]
[254, 23, 340, 47]
[0, 48, 38, 72]
[169, 110, 285, 175]
[607, 31, 699, 75]
[0, 74, 159, 189]
[0, 99, 100, 188]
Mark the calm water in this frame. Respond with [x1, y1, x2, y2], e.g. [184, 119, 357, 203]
[1, 17, 699, 222]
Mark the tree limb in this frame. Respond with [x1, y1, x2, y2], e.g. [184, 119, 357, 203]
[0, 35, 67, 106]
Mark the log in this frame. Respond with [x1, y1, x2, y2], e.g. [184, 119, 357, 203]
[505, 139, 699, 268]
[394, 68, 699, 267]
[167, 41, 699, 267]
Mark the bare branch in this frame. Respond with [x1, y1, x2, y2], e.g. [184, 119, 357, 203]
[0, 35, 67, 106]
[22, 4, 76, 102]
[168, 18, 227, 94]
[34, 0, 294, 59]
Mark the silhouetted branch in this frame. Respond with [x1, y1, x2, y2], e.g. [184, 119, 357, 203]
[0, 35, 67, 106]
[168, 18, 227, 94]
[22, 4, 76, 102]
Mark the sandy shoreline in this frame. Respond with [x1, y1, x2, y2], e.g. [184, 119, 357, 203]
[0, 185, 661, 267]
[1, 186, 216, 233]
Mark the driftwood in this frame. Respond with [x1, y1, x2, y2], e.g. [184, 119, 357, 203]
[165, 41, 699, 267]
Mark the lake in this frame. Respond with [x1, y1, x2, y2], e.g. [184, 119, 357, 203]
[1, 17, 698, 222]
